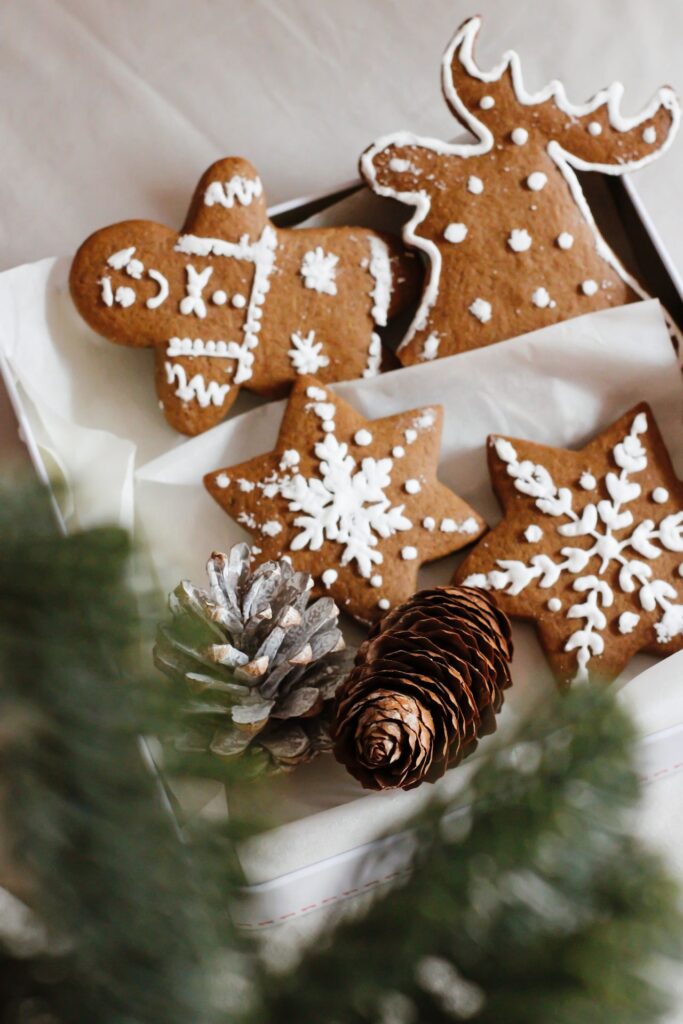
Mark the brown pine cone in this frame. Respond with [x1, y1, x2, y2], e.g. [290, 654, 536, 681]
[332, 586, 513, 790]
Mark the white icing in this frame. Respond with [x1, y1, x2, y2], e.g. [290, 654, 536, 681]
[653, 487, 669, 504]
[114, 286, 135, 308]
[166, 337, 233, 358]
[643, 126, 657, 144]
[526, 172, 548, 191]
[524, 525, 543, 542]
[300, 247, 338, 295]
[467, 175, 484, 194]
[146, 269, 169, 309]
[388, 157, 418, 174]
[444, 222, 468, 243]
[557, 232, 574, 250]
[401, 546, 418, 560]
[164, 361, 230, 408]
[580, 472, 596, 490]
[404, 429, 417, 444]
[404, 479, 421, 495]
[510, 127, 528, 145]
[216, 473, 230, 489]
[363, 332, 382, 379]
[581, 279, 599, 296]
[175, 226, 277, 385]
[547, 597, 562, 612]
[107, 246, 136, 270]
[479, 95, 495, 109]
[180, 264, 213, 319]
[354, 429, 373, 446]
[238, 479, 255, 492]
[212, 290, 228, 306]
[469, 297, 492, 323]
[204, 175, 263, 208]
[378, 598, 391, 611]
[508, 228, 532, 252]
[466, 412, 683, 680]
[321, 569, 338, 588]
[414, 410, 436, 430]
[422, 517, 436, 530]
[393, 446, 405, 459]
[531, 287, 555, 309]
[359, 17, 682, 362]
[125, 258, 144, 279]
[370, 574, 383, 587]
[231, 293, 246, 309]
[368, 236, 393, 327]
[619, 611, 640, 634]
[588, 121, 602, 136]
[261, 521, 282, 537]
[441, 517, 479, 534]
[99, 276, 114, 307]
[279, 450, 300, 471]
[306, 385, 327, 401]
[421, 332, 440, 361]
[288, 330, 330, 375]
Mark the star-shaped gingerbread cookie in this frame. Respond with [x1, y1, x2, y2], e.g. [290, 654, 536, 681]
[69, 157, 420, 436]
[204, 376, 486, 624]
[455, 402, 683, 686]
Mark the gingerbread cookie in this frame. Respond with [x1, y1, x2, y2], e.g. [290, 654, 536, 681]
[70, 157, 420, 436]
[204, 375, 486, 624]
[455, 402, 683, 686]
[361, 16, 680, 365]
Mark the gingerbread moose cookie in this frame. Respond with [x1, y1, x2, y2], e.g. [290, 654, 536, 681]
[361, 16, 680, 365]
[70, 158, 420, 436]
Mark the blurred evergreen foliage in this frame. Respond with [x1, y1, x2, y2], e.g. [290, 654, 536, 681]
[0, 479, 681, 1024]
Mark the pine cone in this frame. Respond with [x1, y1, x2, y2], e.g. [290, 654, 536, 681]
[332, 587, 513, 790]
[154, 544, 354, 777]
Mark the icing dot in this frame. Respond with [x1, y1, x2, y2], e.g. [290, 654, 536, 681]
[652, 487, 669, 504]
[524, 525, 543, 543]
[404, 429, 417, 444]
[643, 126, 656, 144]
[401, 546, 418, 561]
[580, 472, 596, 490]
[547, 597, 562, 612]
[279, 449, 300, 470]
[404, 479, 421, 495]
[508, 228, 532, 252]
[231, 293, 247, 308]
[422, 517, 436, 530]
[511, 127, 528, 145]
[469, 297, 492, 323]
[306, 385, 327, 400]
[440, 519, 458, 533]
[322, 419, 335, 432]
[212, 290, 228, 305]
[354, 429, 373, 446]
[618, 611, 640, 635]
[321, 569, 338, 588]
[479, 95, 495, 109]
[444, 222, 468, 244]
[126, 258, 144, 279]
[370, 574, 383, 588]
[238, 478, 255, 492]
[114, 286, 136, 308]
[557, 232, 574, 250]
[392, 446, 405, 458]
[531, 287, 555, 309]
[215, 473, 230, 489]
[261, 521, 282, 537]
[581, 279, 599, 296]
[526, 172, 547, 191]
[678, 564, 683, 579]
[378, 598, 391, 611]
[467, 175, 484, 195]
[587, 121, 602, 136]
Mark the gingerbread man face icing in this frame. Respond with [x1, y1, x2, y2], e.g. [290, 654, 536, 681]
[361, 16, 680, 366]
[455, 403, 683, 687]
[204, 376, 486, 625]
[70, 157, 420, 436]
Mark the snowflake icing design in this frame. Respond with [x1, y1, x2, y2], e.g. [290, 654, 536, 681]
[464, 412, 683, 683]
[288, 330, 330, 375]
[300, 247, 339, 296]
[280, 432, 412, 578]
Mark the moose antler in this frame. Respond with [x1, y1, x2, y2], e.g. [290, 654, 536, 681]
[360, 16, 680, 368]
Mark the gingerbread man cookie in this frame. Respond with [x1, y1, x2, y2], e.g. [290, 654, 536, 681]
[70, 158, 420, 435]
[204, 376, 486, 624]
[361, 16, 680, 365]
[456, 402, 683, 686]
